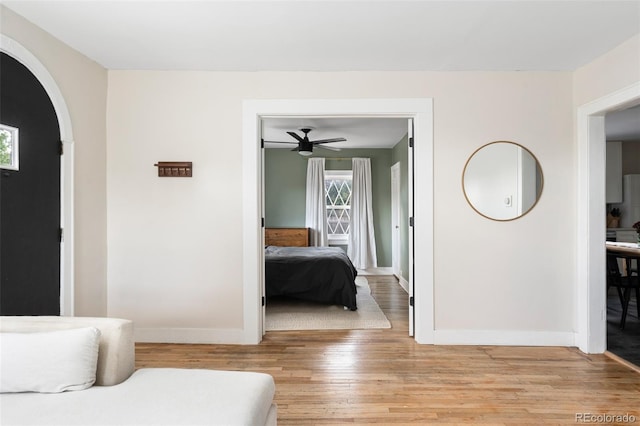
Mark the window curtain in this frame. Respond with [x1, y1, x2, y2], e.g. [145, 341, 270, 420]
[348, 158, 378, 269]
[305, 157, 328, 247]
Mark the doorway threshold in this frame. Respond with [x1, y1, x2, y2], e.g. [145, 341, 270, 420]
[604, 350, 640, 373]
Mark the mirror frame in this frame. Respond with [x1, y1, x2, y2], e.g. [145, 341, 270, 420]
[462, 141, 543, 222]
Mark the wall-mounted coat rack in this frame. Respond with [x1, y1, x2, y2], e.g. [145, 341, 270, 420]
[154, 162, 192, 177]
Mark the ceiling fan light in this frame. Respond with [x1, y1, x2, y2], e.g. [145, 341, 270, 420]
[298, 150, 313, 156]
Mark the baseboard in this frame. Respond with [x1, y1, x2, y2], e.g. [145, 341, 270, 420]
[398, 276, 409, 293]
[434, 329, 576, 347]
[358, 267, 393, 276]
[135, 327, 576, 347]
[135, 327, 253, 344]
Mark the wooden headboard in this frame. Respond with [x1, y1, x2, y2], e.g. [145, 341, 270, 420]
[265, 228, 310, 247]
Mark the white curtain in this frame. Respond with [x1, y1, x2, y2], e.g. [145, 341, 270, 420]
[348, 158, 377, 269]
[305, 157, 328, 246]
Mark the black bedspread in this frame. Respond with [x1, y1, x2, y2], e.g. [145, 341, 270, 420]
[265, 246, 358, 310]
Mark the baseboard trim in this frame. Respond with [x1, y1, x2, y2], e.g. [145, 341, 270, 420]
[135, 327, 252, 344]
[135, 327, 577, 348]
[434, 330, 576, 347]
[358, 267, 393, 276]
[398, 276, 409, 293]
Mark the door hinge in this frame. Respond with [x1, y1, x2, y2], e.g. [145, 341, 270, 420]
[59, 228, 64, 242]
[409, 296, 414, 307]
[409, 217, 414, 227]
[261, 138, 265, 148]
[262, 296, 266, 307]
[59, 141, 64, 156]
[261, 217, 265, 228]
[409, 137, 414, 148]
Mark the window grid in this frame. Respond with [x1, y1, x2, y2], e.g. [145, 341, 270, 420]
[325, 175, 352, 238]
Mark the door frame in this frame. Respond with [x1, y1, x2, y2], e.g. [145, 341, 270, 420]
[242, 98, 434, 344]
[1, 35, 75, 315]
[576, 81, 640, 353]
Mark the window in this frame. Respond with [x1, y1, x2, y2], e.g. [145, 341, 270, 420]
[0, 124, 19, 171]
[325, 170, 352, 244]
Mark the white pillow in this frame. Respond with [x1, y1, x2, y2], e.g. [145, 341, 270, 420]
[0, 327, 101, 393]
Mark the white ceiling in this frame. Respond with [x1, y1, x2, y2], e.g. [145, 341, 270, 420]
[3, 1, 639, 72]
[3, 0, 639, 147]
[263, 117, 409, 149]
[606, 105, 640, 141]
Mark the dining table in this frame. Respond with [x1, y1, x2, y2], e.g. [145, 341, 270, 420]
[606, 241, 639, 276]
[606, 241, 640, 256]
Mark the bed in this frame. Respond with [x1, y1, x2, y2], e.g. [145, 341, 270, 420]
[265, 228, 358, 310]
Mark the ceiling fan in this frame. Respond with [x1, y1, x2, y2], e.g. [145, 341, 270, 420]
[264, 128, 346, 156]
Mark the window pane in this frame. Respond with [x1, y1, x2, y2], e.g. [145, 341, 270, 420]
[0, 124, 19, 171]
[327, 207, 351, 235]
[326, 181, 338, 204]
[325, 175, 352, 237]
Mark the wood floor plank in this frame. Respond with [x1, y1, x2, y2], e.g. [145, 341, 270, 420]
[136, 275, 640, 424]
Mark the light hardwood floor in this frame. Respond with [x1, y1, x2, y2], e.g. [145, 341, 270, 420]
[136, 276, 640, 424]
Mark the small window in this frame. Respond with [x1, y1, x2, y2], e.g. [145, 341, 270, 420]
[0, 124, 19, 171]
[325, 170, 352, 245]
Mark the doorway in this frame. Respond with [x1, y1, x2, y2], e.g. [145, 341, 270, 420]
[391, 162, 401, 276]
[604, 105, 640, 366]
[262, 117, 410, 333]
[1, 35, 74, 316]
[1, 52, 60, 315]
[576, 82, 640, 354]
[242, 98, 434, 345]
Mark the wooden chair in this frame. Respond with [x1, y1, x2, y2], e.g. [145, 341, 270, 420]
[607, 252, 640, 330]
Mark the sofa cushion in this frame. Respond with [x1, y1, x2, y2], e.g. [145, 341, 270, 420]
[0, 368, 277, 425]
[0, 316, 135, 386]
[0, 327, 101, 393]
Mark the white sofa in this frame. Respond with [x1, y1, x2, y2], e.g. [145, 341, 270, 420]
[0, 316, 277, 426]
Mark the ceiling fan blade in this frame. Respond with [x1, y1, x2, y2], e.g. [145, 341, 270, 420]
[263, 140, 297, 144]
[316, 145, 342, 152]
[311, 138, 347, 144]
[287, 131, 305, 143]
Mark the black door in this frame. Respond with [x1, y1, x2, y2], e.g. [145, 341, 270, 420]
[1, 52, 61, 315]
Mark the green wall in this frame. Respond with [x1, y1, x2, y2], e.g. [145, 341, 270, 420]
[265, 148, 393, 266]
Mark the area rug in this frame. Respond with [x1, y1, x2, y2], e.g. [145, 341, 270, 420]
[265, 276, 391, 331]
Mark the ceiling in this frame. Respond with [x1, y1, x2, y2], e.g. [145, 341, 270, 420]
[606, 105, 640, 141]
[3, 1, 639, 147]
[263, 117, 409, 150]
[3, 1, 639, 72]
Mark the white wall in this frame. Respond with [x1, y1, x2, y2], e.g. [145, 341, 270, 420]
[6, 4, 635, 346]
[0, 6, 108, 316]
[107, 71, 575, 342]
[574, 34, 640, 106]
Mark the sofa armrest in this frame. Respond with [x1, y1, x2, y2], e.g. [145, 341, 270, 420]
[0, 316, 135, 386]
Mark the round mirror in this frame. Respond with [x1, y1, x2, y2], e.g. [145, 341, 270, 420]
[462, 141, 543, 221]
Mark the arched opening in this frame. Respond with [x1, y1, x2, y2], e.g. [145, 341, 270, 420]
[0, 35, 74, 315]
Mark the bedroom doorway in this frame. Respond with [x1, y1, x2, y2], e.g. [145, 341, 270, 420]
[261, 117, 411, 334]
[242, 98, 434, 345]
